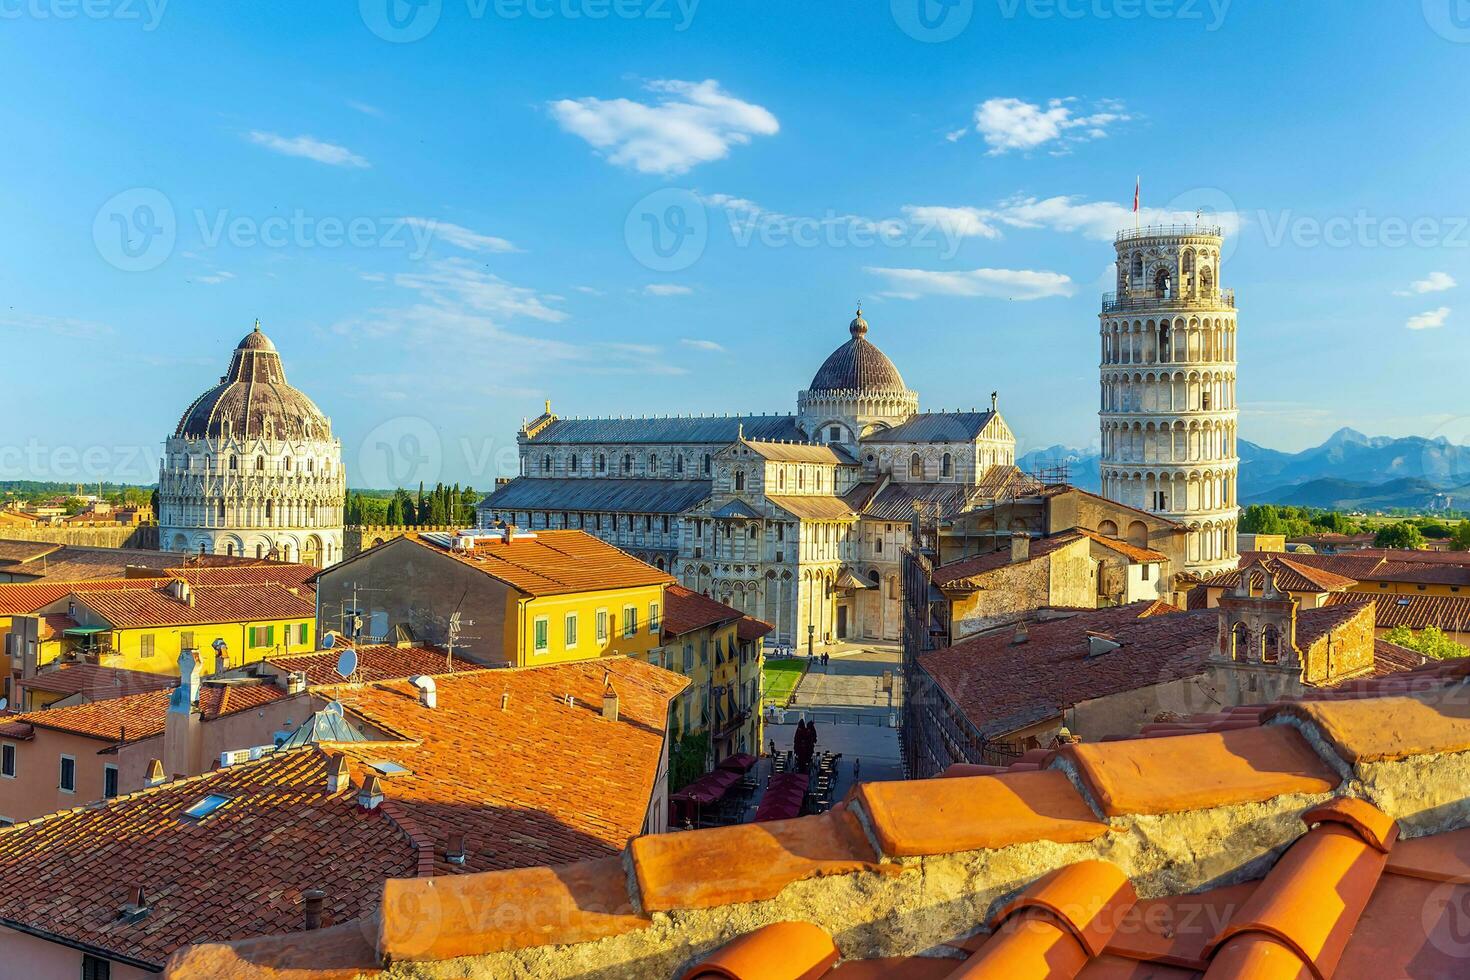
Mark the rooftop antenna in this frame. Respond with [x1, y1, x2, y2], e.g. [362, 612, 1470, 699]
[445, 609, 480, 672]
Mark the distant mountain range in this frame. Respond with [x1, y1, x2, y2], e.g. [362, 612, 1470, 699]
[1017, 428, 1470, 512]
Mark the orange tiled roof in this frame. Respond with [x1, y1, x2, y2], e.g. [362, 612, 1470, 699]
[67, 582, 314, 628]
[1075, 527, 1170, 563]
[263, 644, 489, 687]
[918, 601, 1371, 740]
[11, 680, 285, 743]
[1326, 589, 1470, 631]
[0, 747, 417, 969]
[165, 671, 1470, 979]
[17, 663, 177, 701]
[163, 563, 319, 590]
[1202, 555, 1359, 593]
[393, 530, 674, 597]
[737, 615, 775, 643]
[319, 659, 688, 875]
[662, 584, 743, 639]
[0, 576, 167, 615]
[930, 532, 1086, 588]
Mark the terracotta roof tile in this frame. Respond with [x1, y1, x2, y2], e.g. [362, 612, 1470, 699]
[13, 680, 286, 743]
[736, 615, 775, 643]
[17, 663, 177, 701]
[853, 770, 1105, 857]
[0, 576, 165, 615]
[1202, 555, 1359, 593]
[1326, 589, 1470, 632]
[994, 861, 1137, 959]
[1104, 880, 1260, 970]
[678, 921, 838, 980]
[68, 582, 314, 628]
[1269, 690, 1470, 764]
[264, 644, 488, 687]
[931, 532, 1086, 588]
[630, 809, 880, 913]
[764, 495, 858, 522]
[324, 659, 687, 874]
[1064, 726, 1338, 817]
[662, 584, 743, 638]
[1075, 528, 1170, 564]
[399, 530, 674, 597]
[0, 747, 417, 969]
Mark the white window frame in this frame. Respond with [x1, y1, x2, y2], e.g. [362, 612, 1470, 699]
[596, 609, 609, 644]
[623, 606, 638, 638]
[648, 602, 661, 634]
[564, 613, 579, 649]
[533, 616, 550, 655]
[59, 754, 76, 794]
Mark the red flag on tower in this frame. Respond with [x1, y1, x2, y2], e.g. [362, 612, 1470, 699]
[1133, 176, 1140, 213]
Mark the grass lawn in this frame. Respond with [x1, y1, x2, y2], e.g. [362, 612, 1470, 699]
[762, 658, 806, 706]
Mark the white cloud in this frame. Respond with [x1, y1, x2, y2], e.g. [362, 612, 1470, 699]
[195, 271, 235, 285]
[955, 97, 1131, 156]
[645, 283, 694, 296]
[548, 79, 778, 175]
[360, 272, 388, 283]
[0, 312, 113, 338]
[402, 217, 517, 254]
[901, 194, 1243, 243]
[347, 100, 383, 117]
[681, 338, 725, 352]
[1407, 307, 1451, 331]
[866, 266, 1074, 301]
[901, 206, 1003, 241]
[246, 131, 370, 168]
[1397, 272, 1456, 296]
[574, 286, 605, 295]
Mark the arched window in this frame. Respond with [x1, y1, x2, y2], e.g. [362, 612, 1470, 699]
[569, 454, 578, 472]
[1262, 625, 1282, 664]
[676, 455, 684, 474]
[1200, 266, 1215, 294]
[265, 500, 274, 519]
[941, 453, 953, 478]
[1130, 253, 1143, 279]
[284, 456, 292, 471]
[596, 453, 606, 473]
[735, 471, 745, 492]
[256, 456, 265, 472]
[225, 542, 235, 556]
[1231, 622, 1250, 661]
[1154, 267, 1172, 298]
[702, 454, 712, 475]
[909, 453, 923, 479]
[649, 453, 658, 471]
[623, 453, 633, 474]
[542, 454, 552, 474]
[1159, 323, 1171, 362]
[1098, 519, 1119, 538]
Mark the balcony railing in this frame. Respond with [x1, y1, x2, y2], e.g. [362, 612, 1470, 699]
[1115, 223, 1223, 243]
[1101, 288, 1235, 313]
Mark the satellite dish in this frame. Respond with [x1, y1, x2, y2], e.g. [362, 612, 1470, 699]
[324, 700, 344, 716]
[212, 637, 227, 653]
[0, 698, 10, 712]
[335, 647, 358, 679]
[322, 632, 336, 649]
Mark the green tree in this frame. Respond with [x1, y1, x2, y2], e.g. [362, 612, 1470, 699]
[1384, 625, 1470, 660]
[1451, 521, 1470, 552]
[1240, 504, 1285, 535]
[1374, 521, 1426, 550]
[1416, 519, 1452, 539]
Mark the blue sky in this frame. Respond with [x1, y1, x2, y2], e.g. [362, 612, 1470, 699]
[3, 0, 1469, 489]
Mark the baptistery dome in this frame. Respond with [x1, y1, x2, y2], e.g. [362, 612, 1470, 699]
[807, 310, 909, 394]
[174, 323, 332, 441]
[159, 321, 344, 568]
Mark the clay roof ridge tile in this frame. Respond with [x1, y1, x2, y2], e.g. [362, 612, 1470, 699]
[1302, 797, 1399, 853]
[991, 860, 1138, 958]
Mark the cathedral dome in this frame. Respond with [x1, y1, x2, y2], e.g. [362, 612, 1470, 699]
[807, 309, 908, 394]
[174, 322, 332, 441]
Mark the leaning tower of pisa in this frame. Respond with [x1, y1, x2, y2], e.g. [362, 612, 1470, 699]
[1099, 223, 1239, 577]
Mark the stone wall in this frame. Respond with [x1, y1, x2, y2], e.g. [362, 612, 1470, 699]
[343, 525, 459, 559]
[949, 537, 1094, 640]
[0, 524, 158, 550]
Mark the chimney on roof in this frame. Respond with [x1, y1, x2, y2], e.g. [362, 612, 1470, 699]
[1011, 621, 1029, 646]
[500, 690, 510, 711]
[358, 774, 384, 810]
[410, 675, 437, 709]
[117, 885, 151, 924]
[326, 754, 349, 794]
[502, 523, 517, 542]
[445, 833, 468, 866]
[165, 578, 192, 605]
[301, 889, 326, 931]
[1010, 533, 1031, 564]
[286, 671, 307, 696]
[144, 759, 165, 788]
[165, 653, 203, 778]
[602, 677, 620, 722]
